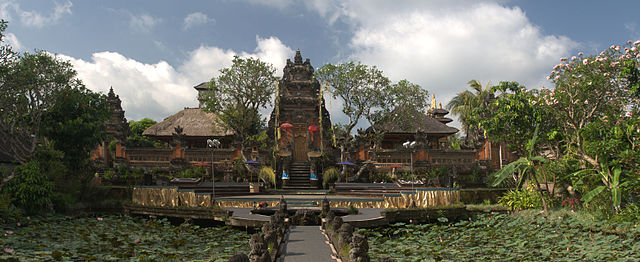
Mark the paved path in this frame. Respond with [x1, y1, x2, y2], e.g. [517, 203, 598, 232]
[342, 208, 384, 222]
[280, 226, 336, 262]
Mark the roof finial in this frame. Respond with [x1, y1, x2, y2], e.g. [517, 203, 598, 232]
[294, 49, 302, 64]
[430, 94, 436, 110]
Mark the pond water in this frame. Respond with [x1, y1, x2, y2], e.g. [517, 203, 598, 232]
[0, 215, 250, 261]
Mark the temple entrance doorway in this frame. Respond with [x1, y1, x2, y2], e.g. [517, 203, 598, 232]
[293, 123, 308, 162]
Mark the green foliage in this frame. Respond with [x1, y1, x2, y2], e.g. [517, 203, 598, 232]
[3, 161, 53, 214]
[1, 50, 84, 164]
[362, 211, 640, 261]
[498, 188, 542, 211]
[571, 163, 628, 212]
[480, 82, 555, 156]
[204, 56, 276, 157]
[322, 168, 339, 189]
[446, 80, 494, 146]
[0, 192, 22, 223]
[489, 126, 548, 188]
[178, 166, 206, 179]
[370, 170, 392, 183]
[258, 166, 276, 187]
[129, 118, 156, 136]
[0, 215, 250, 261]
[40, 87, 110, 172]
[315, 62, 392, 161]
[611, 203, 640, 223]
[232, 159, 248, 179]
[127, 118, 163, 148]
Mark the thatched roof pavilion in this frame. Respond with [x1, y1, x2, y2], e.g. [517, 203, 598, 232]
[143, 108, 234, 148]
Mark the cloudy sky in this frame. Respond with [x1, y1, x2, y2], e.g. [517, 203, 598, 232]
[2, 0, 639, 128]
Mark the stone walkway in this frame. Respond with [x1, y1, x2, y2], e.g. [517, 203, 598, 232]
[280, 226, 336, 262]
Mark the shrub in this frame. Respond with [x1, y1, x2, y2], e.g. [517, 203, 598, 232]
[0, 192, 22, 223]
[611, 203, 640, 223]
[323, 168, 339, 189]
[370, 170, 392, 182]
[561, 197, 580, 209]
[498, 187, 542, 211]
[3, 160, 53, 214]
[258, 167, 276, 187]
[178, 166, 206, 179]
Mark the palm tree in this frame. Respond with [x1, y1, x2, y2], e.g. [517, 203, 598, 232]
[446, 80, 494, 146]
[490, 125, 550, 213]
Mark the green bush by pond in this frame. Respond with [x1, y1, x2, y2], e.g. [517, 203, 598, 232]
[361, 210, 640, 261]
[0, 215, 249, 261]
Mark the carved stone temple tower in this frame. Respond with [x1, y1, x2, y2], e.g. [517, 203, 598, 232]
[268, 50, 332, 188]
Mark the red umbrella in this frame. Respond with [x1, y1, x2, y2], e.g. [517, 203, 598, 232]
[308, 125, 319, 142]
[388, 163, 404, 168]
[193, 162, 211, 166]
[280, 122, 294, 143]
[280, 122, 293, 130]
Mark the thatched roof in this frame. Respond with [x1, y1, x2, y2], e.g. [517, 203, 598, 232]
[142, 108, 233, 137]
[374, 113, 458, 135]
[194, 82, 209, 91]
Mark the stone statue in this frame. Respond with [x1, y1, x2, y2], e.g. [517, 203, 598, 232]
[349, 233, 371, 262]
[248, 233, 271, 262]
[337, 223, 354, 248]
[227, 254, 250, 262]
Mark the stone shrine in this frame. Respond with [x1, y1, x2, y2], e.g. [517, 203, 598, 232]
[268, 50, 332, 188]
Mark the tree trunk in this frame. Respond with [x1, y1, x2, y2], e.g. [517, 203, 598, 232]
[530, 168, 549, 213]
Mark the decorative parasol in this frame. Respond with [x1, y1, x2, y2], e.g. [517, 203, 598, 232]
[337, 161, 356, 182]
[244, 160, 260, 182]
[388, 163, 404, 182]
[308, 125, 319, 142]
[280, 122, 294, 145]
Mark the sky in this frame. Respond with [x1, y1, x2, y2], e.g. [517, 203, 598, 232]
[1, 0, 640, 130]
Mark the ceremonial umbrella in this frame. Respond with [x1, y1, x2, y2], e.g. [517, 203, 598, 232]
[280, 123, 294, 143]
[244, 160, 260, 182]
[388, 163, 404, 181]
[337, 161, 356, 182]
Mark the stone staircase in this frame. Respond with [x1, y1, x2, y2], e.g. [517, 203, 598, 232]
[284, 161, 315, 189]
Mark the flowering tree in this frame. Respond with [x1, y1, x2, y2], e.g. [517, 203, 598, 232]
[547, 41, 640, 211]
[547, 41, 640, 167]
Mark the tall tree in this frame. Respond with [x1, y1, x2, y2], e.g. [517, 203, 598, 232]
[204, 56, 276, 160]
[446, 80, 494, 146]
[126, 118, 161, 148]
[0, 50, 83, 164]
[40, 87, 111, 172]
[314, 62, 391, 177]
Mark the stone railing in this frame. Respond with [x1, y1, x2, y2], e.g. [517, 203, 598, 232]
[230, 198, 289, 262]
[322, 212, 372, 262]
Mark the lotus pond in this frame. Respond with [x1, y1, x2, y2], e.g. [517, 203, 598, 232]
[361, 211, 640, 261]
[0, 215, 249, 261]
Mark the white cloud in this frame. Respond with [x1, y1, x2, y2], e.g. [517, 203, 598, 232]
[182, 12, 214, 30]
[61, 36, 294, 122]
[302, 0, 578, 128]
[4, 32, 22, 51]
[0, 0, 72, 28]
[0, 1, 13, 21]
[129, 13, 160, 33]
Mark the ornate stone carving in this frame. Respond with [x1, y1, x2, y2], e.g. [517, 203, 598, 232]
[349, 233, 371, 262]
